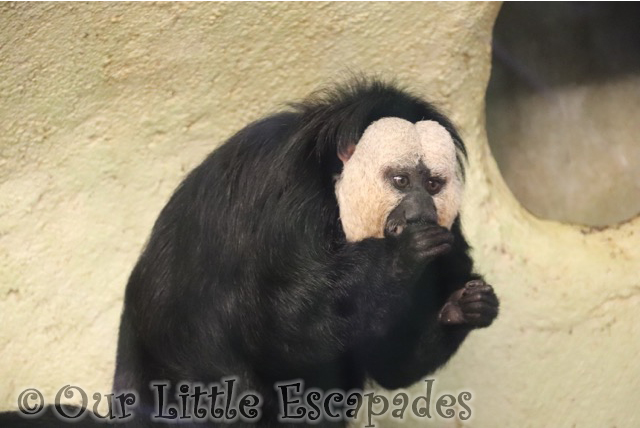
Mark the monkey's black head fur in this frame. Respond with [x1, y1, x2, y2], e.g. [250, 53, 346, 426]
[290, 78, 466, 179]
[111, 78, 496, 427]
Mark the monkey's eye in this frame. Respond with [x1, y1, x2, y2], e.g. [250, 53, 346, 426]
[426, 177, 444, 195]
[392, 175, 410, 189]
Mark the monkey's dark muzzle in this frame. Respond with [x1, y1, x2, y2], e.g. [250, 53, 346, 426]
[384, 194, 439, 237]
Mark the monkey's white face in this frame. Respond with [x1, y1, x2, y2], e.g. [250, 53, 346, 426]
[335, 117, 464, 242]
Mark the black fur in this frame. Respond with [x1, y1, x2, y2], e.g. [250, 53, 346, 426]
[110, 79, 497, 426]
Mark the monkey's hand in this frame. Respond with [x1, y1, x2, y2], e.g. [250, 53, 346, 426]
[386, 222, 454, 274]
[438, 279, 498, 328]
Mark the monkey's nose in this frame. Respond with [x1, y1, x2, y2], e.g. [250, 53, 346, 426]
[404, 198, 437, 225]
[404, 206, 423, 224]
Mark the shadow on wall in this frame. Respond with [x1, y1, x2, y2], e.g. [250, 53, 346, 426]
[486, 2, 640, 227]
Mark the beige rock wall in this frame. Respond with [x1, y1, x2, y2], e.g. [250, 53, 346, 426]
[486, 3, 640, 227]
[1, 3, 638, 427]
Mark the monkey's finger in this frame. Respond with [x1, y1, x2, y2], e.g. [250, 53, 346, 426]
[463, 312, 497, 328]
[459, 290, 499, 306]
[464, 279, 487, 288]
[415, 243, 453, 260]
[460, 300, 499, 315]
[462, 283, 494, 297]
[411, 230, 454, 252]
[462, 303, 499, 319]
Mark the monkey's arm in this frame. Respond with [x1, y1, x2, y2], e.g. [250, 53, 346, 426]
[261, 217, 465, 370]
[260, 237, 420, 369]
[359, 221, 499, 389]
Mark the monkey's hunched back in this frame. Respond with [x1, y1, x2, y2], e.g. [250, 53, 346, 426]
[114, 79, 498, 427]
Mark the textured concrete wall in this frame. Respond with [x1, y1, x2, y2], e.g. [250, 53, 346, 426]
[1, 3, 638, 427]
